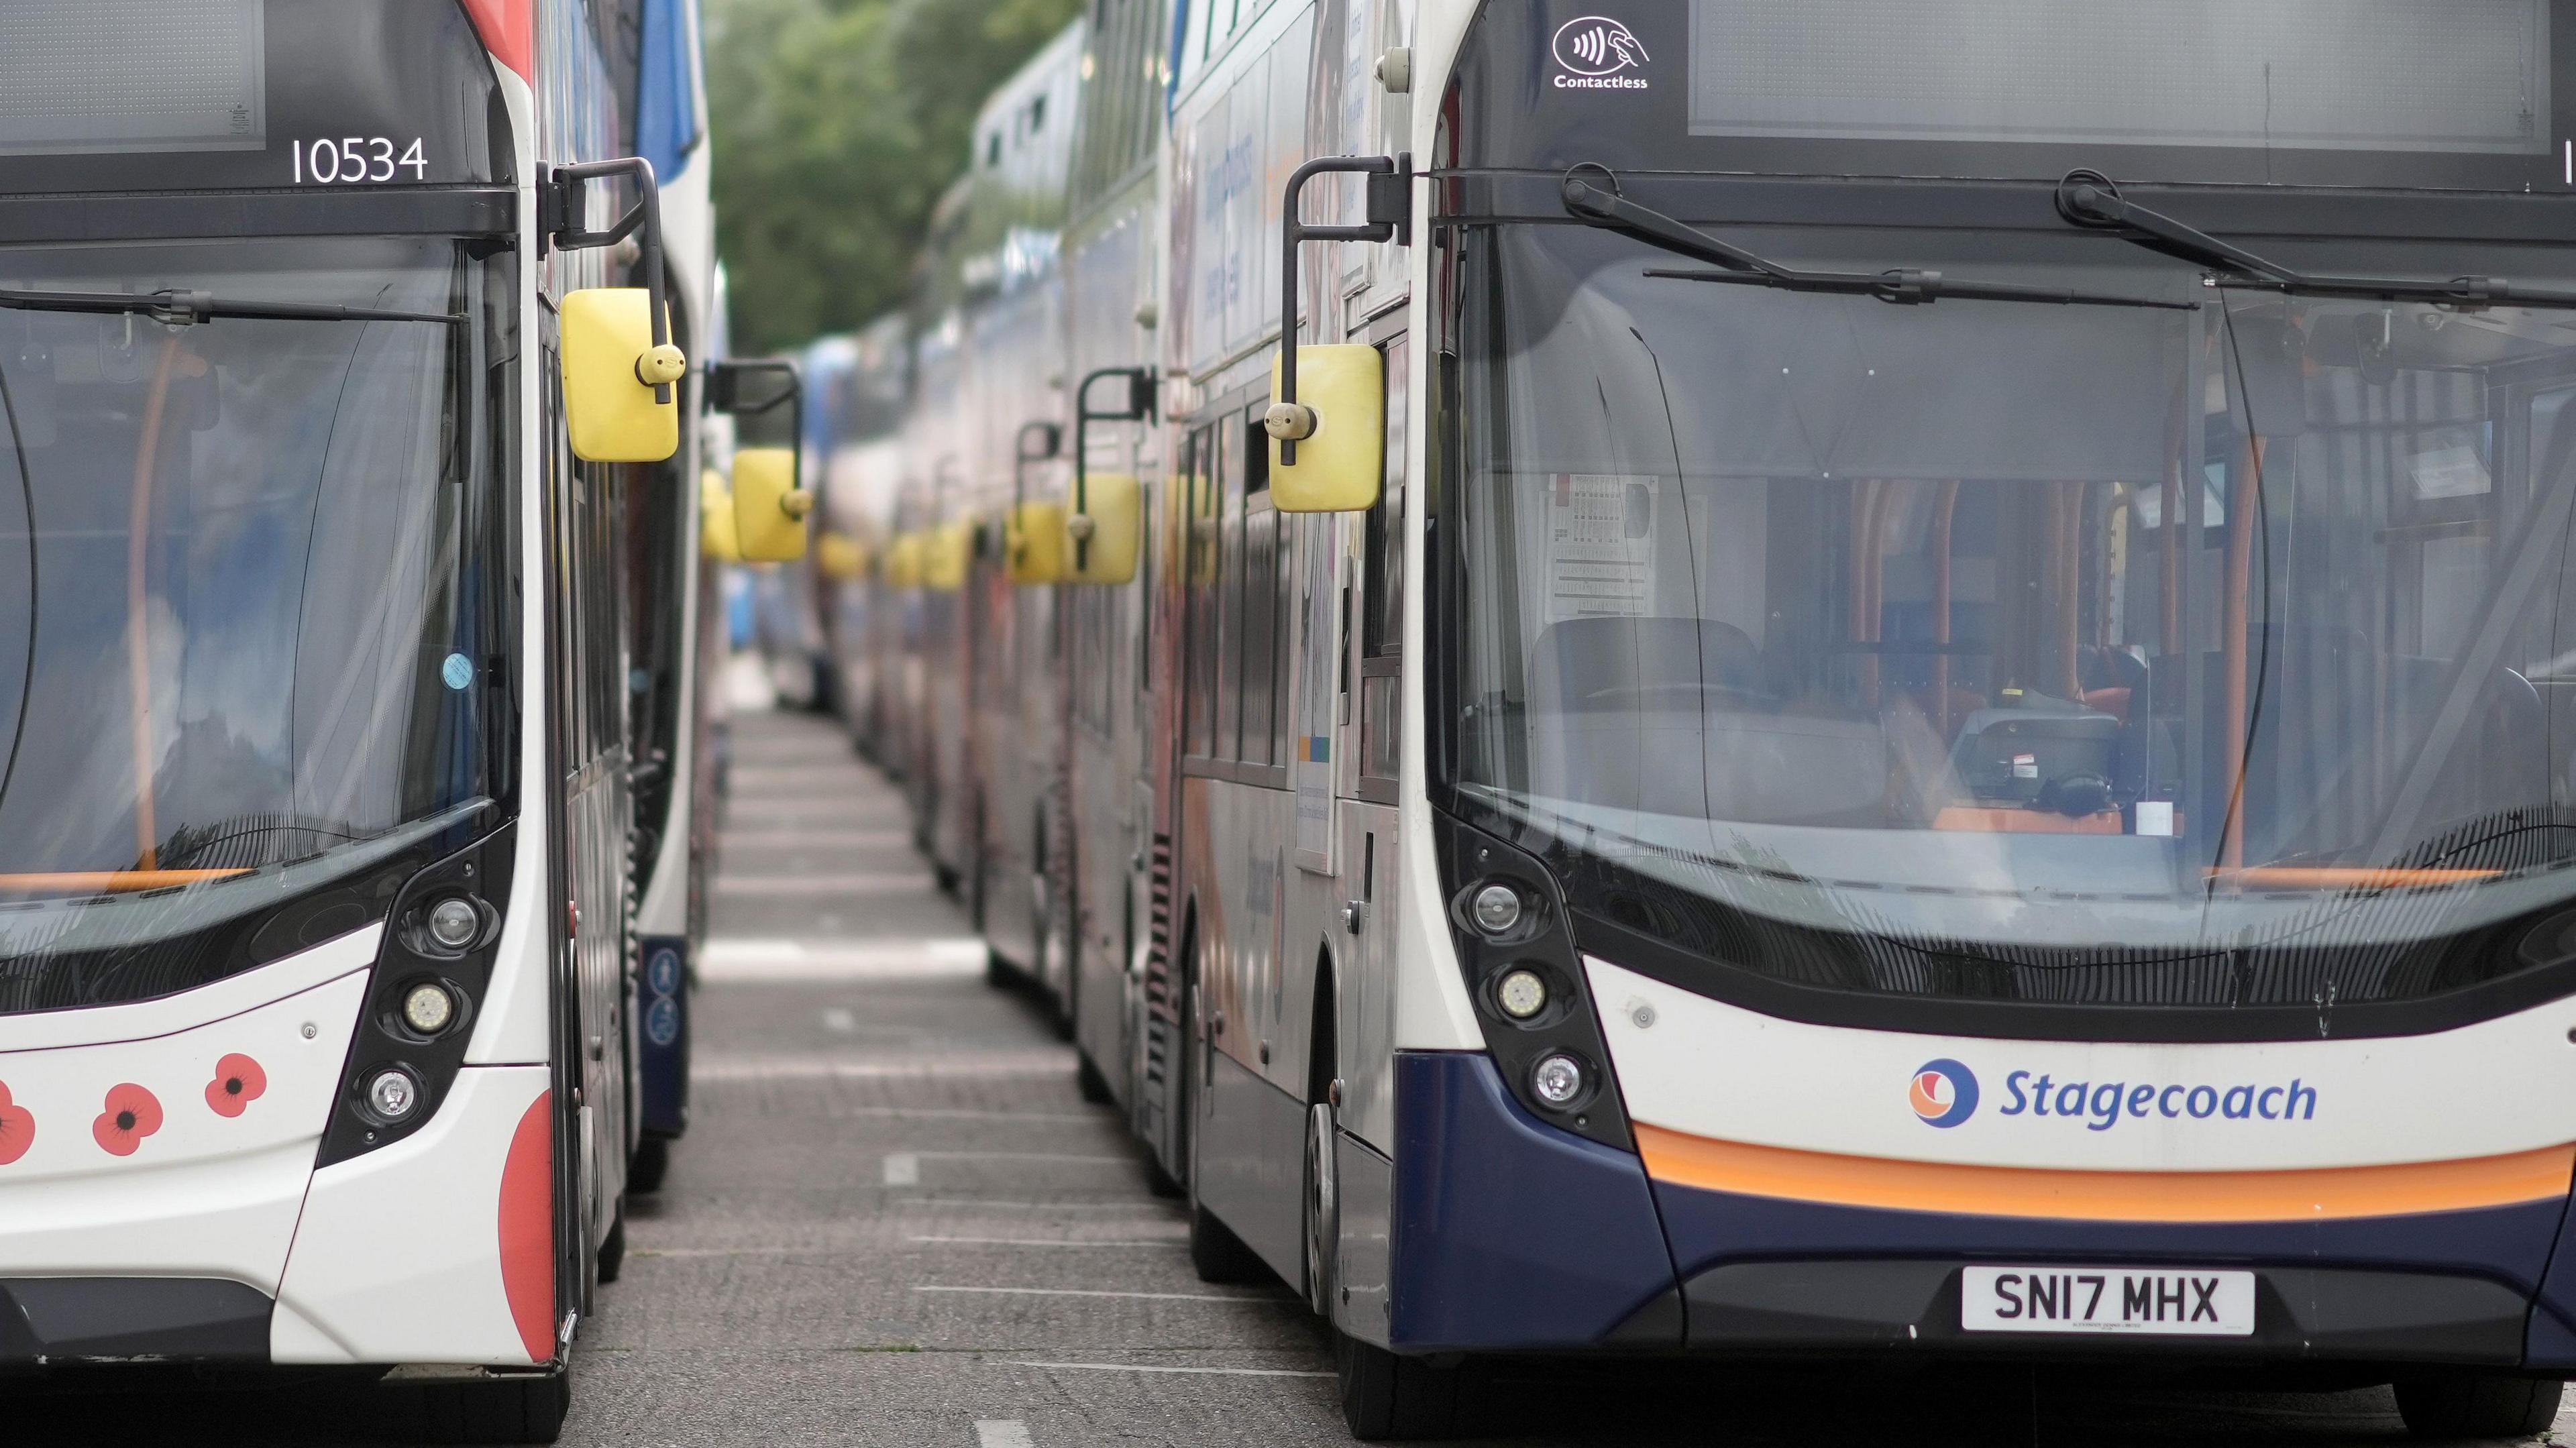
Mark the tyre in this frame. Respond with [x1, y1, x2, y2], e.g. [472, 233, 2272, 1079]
[1075, 1050, 1115, 1105]
[984, 946, 1013, 989]
[409, 1372, 571, 1445]
[1303, 1101, 1337, 1317]
[596, 1203, 626, 1285]
[2394, 1371, 2562, 1440]
[627, 1134, 671, 1194]
[1335, 1334, 1463, 1442]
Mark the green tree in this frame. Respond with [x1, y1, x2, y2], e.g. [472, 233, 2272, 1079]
[707, 0, 1082, 355]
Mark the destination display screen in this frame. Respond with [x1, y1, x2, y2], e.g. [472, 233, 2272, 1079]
[1, 0, 265, 156]
[1448, 0, 2576, 189]
[1686, 0, 2548, 156]
[0, 0, 505, 193]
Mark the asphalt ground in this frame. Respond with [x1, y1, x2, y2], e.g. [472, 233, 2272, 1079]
[12, 702, 2576, 1445]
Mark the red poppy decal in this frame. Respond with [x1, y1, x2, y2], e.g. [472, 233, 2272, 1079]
[205, 1054, 268, 1118]
[92, 1083, 163, 1156]
[0, 1082, 32, 1166]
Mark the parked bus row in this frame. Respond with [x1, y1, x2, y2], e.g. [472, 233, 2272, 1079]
[775, 0, 2576, 1440]
[0, 1, 802, 1439]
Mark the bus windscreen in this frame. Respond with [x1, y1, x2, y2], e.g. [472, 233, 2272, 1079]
[1688, 0, 2550, 155]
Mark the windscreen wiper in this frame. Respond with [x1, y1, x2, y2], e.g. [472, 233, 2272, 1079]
[1561, 170, 2194, 311]
[0, 286, 461, 326]
[2055, 169, 2576, 309]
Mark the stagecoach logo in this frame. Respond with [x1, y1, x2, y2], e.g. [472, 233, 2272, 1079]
[1910, 1058, 1980, 1129]
[1552, 15, 1650, 89]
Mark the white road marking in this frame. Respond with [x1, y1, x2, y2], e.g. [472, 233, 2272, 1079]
[695, 1053, 1073, 1082]
[903, 1199, 1188, 1214]
[1007, 1361, 1333, 1379]
[917, 1285, 1287, 1304]
[821, 1007, 857, 1033]
[720, 828, 913, 848]
[909, 1236, 1182, 1249]
[883, 1152, 920, 1186]
[823, 1106, 1104, 1123]
[700, 937, 987, 981]
[714, 873, 939, 897]
[908, 1150, 1132, 1164]
[974, 1421, 1034, 1448]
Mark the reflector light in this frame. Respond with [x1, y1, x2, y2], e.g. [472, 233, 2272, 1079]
[1532, 1053, 1586, 1107]
[366, 1068, 421, 1121]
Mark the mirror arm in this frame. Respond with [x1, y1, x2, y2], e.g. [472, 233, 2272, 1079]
[1071, 366, 1157, 571]
[1275, 153, 1407, 465]
[547, 157, 676, 404]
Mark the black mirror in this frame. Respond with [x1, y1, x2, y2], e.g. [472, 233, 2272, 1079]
[705, 359, 802, 451]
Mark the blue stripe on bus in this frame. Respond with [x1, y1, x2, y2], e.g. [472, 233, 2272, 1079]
[1389, 1051, 1678, 1350]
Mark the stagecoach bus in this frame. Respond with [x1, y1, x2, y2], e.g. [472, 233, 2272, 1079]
[1092, 0, 2576, 1437]
[0, 0, 716, 1435]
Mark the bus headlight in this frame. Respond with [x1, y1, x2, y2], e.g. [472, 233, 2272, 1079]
[400, 981, 457, 1036]
[426, 897, 482, 950]
[1531, 1053, 1587, 1108]
[1469, 883, 1523, 936]
[364, 1067, 423, 1123]
[1496, 968, 1549, 1020]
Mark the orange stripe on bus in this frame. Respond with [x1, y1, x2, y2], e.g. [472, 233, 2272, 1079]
[0, 870, 250, 894]
[1632, 1123, 2576, 1223]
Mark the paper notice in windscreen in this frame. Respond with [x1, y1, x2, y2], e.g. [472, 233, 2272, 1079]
[2409, 443, 2491, 500]
[1547, 474, 1656, 622]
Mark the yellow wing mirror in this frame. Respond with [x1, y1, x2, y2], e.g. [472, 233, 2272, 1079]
[561, 288, 682, 463]
[699, 469, 741, 561]
[1006, 501, 1067, 583]
[1063, 474, 1140, 585]
[548, 158, 685, 463]
[818, 531, 867, 581]
[923, 518, 975, 592]
[1065, 366, 1157, 586]
[1006, 421, 1065, 586]
[1267, 344, 1383, 512]
[732, 449, 807, 563]
[887, 531, 924, 589]
[706, 359, 808, 563]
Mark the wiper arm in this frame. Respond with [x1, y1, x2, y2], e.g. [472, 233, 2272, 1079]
[2054, 169, 2576, 309]
[1560, 170, 2194, 312]
[0, 286, 462, 326]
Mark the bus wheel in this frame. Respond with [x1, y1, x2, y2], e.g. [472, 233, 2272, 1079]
[1075, 1050, 1115, 1105]
[410, 1370, 571, 1445]
[596, 1202, 627, 1285]
[2393, 1371, 2561, 1439]
[627, 1135, 671, 1194]
[1335, 1335, 1462, 1442]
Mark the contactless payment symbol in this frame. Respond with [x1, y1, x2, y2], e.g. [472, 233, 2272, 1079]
[1911, 1058, 1979, 1128]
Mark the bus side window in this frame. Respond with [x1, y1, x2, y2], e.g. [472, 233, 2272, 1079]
[1185, 427, 1218, 759]
[1215, 419, 1244, 761]
[1240, 404, 1279, 768]
[1359, 337, 1406, 787]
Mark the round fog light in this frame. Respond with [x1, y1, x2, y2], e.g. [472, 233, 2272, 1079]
[366, 1067, 421, 1122]
[1531, 1052, 1586, 1108]
[1495, 968, 1548, 1020]
[426, 897, 480, 950]
[1470, 883, 1523, 936]
[401, 981, 456, 1036]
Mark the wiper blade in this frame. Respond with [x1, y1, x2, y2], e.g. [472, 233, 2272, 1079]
[2055, 169, 2576, 309]
[0, 286, 462, 326]
[1561, 170, 2194, 312]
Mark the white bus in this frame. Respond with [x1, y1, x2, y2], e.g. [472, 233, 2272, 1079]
[1044, 0, 2576, 1439]
[0, 0, 787, 1437]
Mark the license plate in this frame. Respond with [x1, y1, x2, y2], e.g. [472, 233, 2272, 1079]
[1961, 1266, 2255, 1336]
